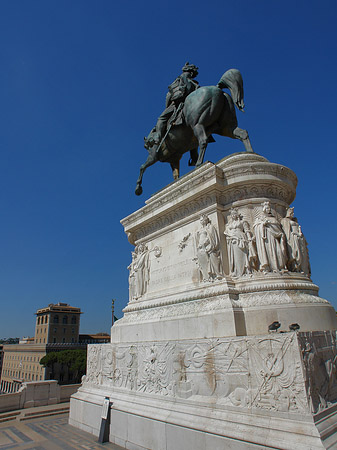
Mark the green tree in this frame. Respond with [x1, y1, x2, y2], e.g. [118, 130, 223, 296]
[40, 349, 87, 384]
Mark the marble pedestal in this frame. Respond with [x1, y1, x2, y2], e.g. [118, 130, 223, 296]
[69, 153, 337, 449]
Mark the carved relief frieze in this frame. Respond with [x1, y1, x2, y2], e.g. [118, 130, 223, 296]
[298, 331, 337, 413]
[82, 332, 333, 415]
[84, 345, 103, 386]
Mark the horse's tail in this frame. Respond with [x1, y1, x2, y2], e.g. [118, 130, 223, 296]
[217, 69, 245, 111]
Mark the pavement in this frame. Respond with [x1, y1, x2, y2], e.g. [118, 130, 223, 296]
[0, 404, 124, 450]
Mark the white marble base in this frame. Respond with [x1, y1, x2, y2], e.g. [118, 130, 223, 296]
[70, 331, 337, 449]
[70, 153, 337, 448]
[71, 393, 337, 450]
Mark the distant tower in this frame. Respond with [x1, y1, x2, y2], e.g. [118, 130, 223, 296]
[34, 302, 82, 344]
[111, 299, 115, 326]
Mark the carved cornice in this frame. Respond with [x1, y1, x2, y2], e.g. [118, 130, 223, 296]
[121, 154, 297, 242]
[220, 182, 295, 206]
[121, 295, 233, 324]
[123, 273, 320, 314]
[121, 163, 220, 229]
[236, 290, 329, 307]
[123, 281, 236, 313]
[222, 162, 298, 188]
[133, 193, 218, 241]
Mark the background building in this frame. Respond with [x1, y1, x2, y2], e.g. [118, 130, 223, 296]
[0, 303, 86, 393]
[34, 302, 81, 344]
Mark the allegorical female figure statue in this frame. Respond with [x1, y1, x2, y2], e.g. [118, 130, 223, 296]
[195, 214, 223, 281]
[133, 244, 150, 298]
[253, 202, 287, 272]
[281, 207, 311, 276]
[127, 251, 137, 301]
[224, 208, 257, 277]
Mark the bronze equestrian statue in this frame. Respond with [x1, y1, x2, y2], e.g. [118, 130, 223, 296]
[135, 64, 253, 196]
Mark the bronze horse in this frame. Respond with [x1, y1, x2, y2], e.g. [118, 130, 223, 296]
[135, 69, 253, 195]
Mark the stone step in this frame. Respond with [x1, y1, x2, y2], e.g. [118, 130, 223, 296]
[0, 403, 70, 423]
[0, 411, 21, 423]
[19, 407, 69, 421]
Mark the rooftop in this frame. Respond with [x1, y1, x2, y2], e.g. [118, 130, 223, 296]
[36, 303, 82, 315]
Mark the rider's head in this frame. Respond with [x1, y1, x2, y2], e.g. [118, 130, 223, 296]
[182, 62, 199, 78]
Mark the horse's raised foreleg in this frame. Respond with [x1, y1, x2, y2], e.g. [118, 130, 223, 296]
[192, 124, 208, 166]
[232, 127, 254, 153]
[135, 150, 158, 196]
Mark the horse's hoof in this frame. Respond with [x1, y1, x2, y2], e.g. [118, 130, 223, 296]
[188, 158, 197, 167]
[135, 185, 143, 196]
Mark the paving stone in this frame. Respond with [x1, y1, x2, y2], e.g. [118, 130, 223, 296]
[0, 413, 124, 449]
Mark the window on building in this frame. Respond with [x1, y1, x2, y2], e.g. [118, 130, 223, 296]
[62, 316, 68, 324]
[53, 338, 56, 343]
[72, 328, 75, 334]
[71, 316, 76, 324]
[37, 317, 40, 325]
[62, 338, 65, 343]
[63, 328, 66, 334]
[53, 315, 59, 324]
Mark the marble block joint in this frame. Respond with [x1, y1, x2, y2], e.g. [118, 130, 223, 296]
[70, 153, 337, 449]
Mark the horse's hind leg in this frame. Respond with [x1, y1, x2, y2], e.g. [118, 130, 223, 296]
[192, 124, 208, 166]
[233, 127, 254, 153]
[188, 148, 198, 166]
[170, 160, 180, 180]
[135, 151, 158, 195]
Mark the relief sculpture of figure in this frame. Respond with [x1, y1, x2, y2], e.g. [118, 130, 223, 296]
[281, 207, 311, 276]
[195, 214, 223, 282]
[133, 244, 150, 298]
[224, 208, 257, 277]
[253, 202, 288, 273]
[127, 251, 137, 301]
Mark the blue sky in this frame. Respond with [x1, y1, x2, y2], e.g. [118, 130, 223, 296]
[0, 1, 336, 337]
